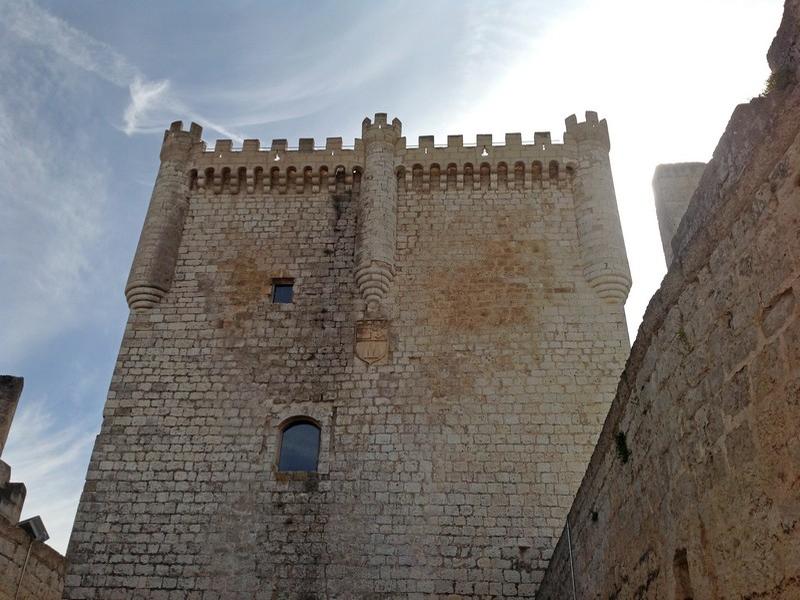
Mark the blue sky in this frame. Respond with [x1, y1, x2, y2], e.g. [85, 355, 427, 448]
[0, 0, 783, 553]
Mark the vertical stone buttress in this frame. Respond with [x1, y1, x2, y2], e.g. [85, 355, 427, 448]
[356, 113, 401, 317]
[652, 163, 707, 266]
[125, 121, 202, 310]
[567, 112, 631, 305]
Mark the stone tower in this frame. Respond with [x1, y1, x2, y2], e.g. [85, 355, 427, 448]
[65, 112, 631, 598]
[652, 162, 706, 266]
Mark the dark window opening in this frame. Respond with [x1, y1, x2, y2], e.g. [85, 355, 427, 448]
[272, 280, 294, 303]
[278, 420, 320, 472]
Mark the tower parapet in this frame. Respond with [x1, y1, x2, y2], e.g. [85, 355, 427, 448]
[125, 121, 202, 310]
[564, 110, 610, 149]
[567, 112, 631, 304]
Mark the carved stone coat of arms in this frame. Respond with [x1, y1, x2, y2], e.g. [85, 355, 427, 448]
[354, 320, 389, 365]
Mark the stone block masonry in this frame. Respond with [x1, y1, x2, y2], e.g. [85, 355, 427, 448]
[65, 111, 631, 598]
[0, 377, 65, 600]
[0, 516, 64, 600]
[537, 2, 800, 597]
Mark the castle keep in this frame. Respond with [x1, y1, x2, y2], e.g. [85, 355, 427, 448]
[65, 112, 631, 597]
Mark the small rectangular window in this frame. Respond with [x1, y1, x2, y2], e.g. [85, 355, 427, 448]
[272, 280, 294, 304]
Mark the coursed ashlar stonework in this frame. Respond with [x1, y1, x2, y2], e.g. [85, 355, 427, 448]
[66, 111, 631, 597]
[538, 1, 800, 597]
[0, 377, 65, 600]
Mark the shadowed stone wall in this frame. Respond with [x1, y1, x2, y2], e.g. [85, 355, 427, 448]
[537, 3, 800, 597]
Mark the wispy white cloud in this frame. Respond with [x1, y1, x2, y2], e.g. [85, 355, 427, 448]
[123, 76, 244, 141]
[3, 394, 96, 553]
[0, 0, 137, 87]
[0, 16, 114, 557]
[123, 77, 171, 135]
[0, 0, 242, 140]
[187, 2, 451, 131]
[0, 77, 109, 365]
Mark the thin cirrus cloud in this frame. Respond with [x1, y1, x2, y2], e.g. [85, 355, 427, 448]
[123, 77, 173, 135]
[3, 394, 96, 553]
[0, 0, 242, 141]
[0, 61, 108, 366]
[0, 9, 113, 553]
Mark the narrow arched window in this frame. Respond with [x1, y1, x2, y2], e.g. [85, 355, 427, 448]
[396, 166, 406, 191]
[236, 166, 247, 194]
[270, 167, 280, 191]
[430, 164, 441, 191]
[446, 163, 457, 190]
[514, 161, 525, 189]
[549, 160, 559, 180]
[319, 166, 329, 191]
[352, 167, 363, 194]
[335, 166, 346, 194]
[464, 163, 474, 189]
[532, 161, 543, 182]
[220, 167, 231, 193]
[278, 420, 320, 472]
[479, 163, 491, 190]
[497, 162, 508, 190]
[412, 164, 423, 190]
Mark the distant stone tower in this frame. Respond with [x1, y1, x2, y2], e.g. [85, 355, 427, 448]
[652, 163, 706, 265]
[65, 112, 631, 598]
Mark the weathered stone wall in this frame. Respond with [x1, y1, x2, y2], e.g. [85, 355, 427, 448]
[0, 377, 25, 524]
[652, 162, 706, 266]
[0, 377, 22, 456]
[0, 377, 65, 600]
[0, 516, 64, 600]
[65, 114, 630, 598]
[537, 4, 800, 598]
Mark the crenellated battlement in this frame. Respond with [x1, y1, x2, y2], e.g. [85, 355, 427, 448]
[182, 113, 617, 196]
[564, 111, 610, 150]
[362, 112, 402, 142]
[189, 130, 575, 164]
[166, 120, 203, 140]
[161, 120, 203, 161]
